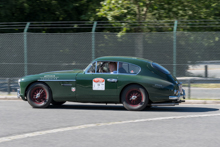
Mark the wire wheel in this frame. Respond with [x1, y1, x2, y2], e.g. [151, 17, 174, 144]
[122, 85, 148, 111]
[27, 83, 52, 108]
[126, 89, 143, 106]
[30, 87, 48, 104]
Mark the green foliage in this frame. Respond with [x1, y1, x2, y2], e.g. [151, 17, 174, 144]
[97, 0, 220, 32]
[98, 0, 220, 21]
[0, 0, 102, 22]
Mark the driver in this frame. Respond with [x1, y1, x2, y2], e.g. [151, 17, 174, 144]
[108, 62, 117, 74]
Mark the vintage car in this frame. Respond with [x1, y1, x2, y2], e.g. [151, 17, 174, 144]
[17, 56, 185, 111]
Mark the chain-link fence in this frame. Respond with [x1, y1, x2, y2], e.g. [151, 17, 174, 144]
[1, 32, 220, 78]
[1, 20, 220, 98]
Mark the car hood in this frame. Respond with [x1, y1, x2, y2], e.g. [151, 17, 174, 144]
[20, 69, 83, 82]
[38, 69, 84, 81]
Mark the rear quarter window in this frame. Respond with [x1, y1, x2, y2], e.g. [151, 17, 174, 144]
[119, 62, 141, 74]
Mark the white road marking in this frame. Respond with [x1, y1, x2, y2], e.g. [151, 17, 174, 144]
[0, 113, 220, 143]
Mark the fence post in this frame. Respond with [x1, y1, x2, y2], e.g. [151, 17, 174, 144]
[24, 22, 30, 76]
[7, 78, 10, 95]
[173, 20, 178, 77]
[188, 79, 191, 99]
[205, 65, 208, 78]
[92, 21, 97, 61]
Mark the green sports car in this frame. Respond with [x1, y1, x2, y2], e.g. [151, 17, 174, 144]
[17, 56, 185, 111]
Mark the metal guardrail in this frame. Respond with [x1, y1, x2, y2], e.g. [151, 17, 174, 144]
[178, 78, 220, 98]
[0, 78, 19, 94]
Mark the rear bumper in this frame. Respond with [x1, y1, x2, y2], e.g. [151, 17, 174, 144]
[169, 89, 185, 101]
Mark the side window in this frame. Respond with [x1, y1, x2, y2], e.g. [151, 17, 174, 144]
[119, 62, 141, 74]
[87, 62, 96, 73]
[129, 64, 141, 74]
[118, 62, 128, 73]
[97, 61, 117, 74]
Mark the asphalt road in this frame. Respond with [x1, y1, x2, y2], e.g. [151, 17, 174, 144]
[0, 100, 220, 147]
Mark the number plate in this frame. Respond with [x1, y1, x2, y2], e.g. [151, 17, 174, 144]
[93, 78, 105, 90]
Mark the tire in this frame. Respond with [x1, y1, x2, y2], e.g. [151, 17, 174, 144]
[27, 82, 52, 108]
[51, 100, 66, 106]
[121, 85, 149, 111]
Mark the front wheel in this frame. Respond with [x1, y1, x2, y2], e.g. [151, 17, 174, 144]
[121, 85, 149, 111]
[27, 82, 52, 108]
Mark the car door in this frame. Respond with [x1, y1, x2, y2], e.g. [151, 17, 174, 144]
[76, 61, 118, 102]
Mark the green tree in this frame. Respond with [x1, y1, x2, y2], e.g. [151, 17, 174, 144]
[98, 0, 220, 24]
[0, 0, 102, 22]
[97, 0, 220, 58]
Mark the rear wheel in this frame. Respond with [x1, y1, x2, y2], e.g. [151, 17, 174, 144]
[27, 82, 52, 108]
[121, 85, 149, 111]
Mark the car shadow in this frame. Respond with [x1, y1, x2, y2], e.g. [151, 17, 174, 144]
[49, 104, 219, 112]
[49, 104, 126, 111]
[148, 106, 219, 112]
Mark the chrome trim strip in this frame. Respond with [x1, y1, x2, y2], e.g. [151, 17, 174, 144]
[95, 61, 97, 73]
[107, 79, 117, 83]
[38, 79, 76, 82]
[61, 84, 72, 86]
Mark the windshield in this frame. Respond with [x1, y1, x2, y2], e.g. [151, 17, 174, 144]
[84, 62, 93, 72]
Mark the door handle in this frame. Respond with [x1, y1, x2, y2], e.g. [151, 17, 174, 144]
[107, 79, 117, 83]
[61, 84, 72, 86]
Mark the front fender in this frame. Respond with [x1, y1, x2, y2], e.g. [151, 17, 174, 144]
[19, 75, 42, 99]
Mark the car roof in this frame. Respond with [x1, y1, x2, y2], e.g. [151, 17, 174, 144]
[94, 56, 152, 65]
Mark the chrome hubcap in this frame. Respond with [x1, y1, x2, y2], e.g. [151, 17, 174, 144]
[36, 93, 40, 98]
[130, 95, 137, 100]
[35, 89, 44, 99]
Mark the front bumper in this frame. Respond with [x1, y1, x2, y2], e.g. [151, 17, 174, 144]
[169, 89, 185, 101]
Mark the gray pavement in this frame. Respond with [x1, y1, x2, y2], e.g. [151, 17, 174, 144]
[0, 101, 220, 147]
